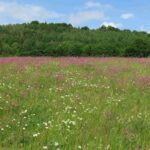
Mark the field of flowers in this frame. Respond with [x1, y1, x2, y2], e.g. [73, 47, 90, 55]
[0, 57, 150, 150]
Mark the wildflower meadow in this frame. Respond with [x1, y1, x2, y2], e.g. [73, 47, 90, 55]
[0, 57, 150, 150]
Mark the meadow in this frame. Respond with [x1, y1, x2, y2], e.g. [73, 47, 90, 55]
[0, 57, 150, 150]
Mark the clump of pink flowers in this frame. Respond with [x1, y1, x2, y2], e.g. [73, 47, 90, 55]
[137, 76, 150, 90]
[56, 72, 63, 81]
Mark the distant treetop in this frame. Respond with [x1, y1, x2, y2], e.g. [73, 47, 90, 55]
[0, 21, 150, 57]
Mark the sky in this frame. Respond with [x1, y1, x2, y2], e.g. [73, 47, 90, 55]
[0, 0, 150, 31]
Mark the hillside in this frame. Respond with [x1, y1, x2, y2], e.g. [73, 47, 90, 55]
[0, 21, 150, 57]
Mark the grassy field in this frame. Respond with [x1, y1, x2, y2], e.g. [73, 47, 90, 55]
[0, 57, 150, 150]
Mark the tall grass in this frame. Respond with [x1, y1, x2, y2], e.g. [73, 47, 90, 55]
[0, 57, 150, 150]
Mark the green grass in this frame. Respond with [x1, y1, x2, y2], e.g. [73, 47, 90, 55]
[0, 58, 150, 150]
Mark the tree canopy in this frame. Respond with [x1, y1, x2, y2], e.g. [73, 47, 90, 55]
[0, 21, 150, 57]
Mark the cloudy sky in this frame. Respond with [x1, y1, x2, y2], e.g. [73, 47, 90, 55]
[0, 0, 149, 31]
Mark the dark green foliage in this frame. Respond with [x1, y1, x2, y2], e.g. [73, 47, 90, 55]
[81, 26, 89, 30]
[99, 25, 120, 32]
[0, 21, 150, 57]
[125, 39, 150, 57]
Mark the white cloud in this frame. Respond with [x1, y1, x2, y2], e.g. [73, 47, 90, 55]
[67, 1, 112, 26]
[101, 22, 122, 28]
[0, 2, 63, 22]
[68, 11, 106, 25]
[85, 1, 112, 9]
[121, 13, 134, 19]
[85, 1, 101, 8]
[0, 1, 115, 28]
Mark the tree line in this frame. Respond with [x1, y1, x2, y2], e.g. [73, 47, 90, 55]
[0, 21, 150, 57]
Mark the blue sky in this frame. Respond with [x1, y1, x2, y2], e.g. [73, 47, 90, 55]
[0, 0, 150, 31]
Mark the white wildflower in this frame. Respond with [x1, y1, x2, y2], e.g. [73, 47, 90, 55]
[43, 146, 48, 149]
[78, 145, 82, 149]
[54, 142, 59, 147]
[1, 128, 4, 131]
